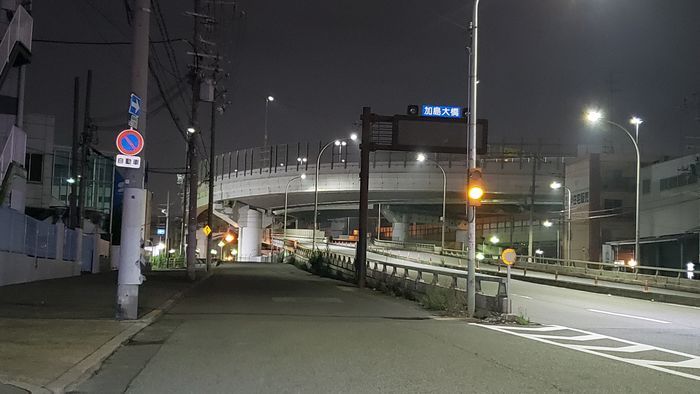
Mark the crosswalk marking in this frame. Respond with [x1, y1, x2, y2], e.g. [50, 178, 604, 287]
[472, 323, 700, 381]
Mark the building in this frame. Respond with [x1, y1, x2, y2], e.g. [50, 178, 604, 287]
[566, 151, 637, 262]
[632, 153, 699, 269]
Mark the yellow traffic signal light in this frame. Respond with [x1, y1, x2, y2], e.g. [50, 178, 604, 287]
[467, 168, 485, 206]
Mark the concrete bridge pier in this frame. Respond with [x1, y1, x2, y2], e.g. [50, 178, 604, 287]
[392, 216, 409, 242]
[238, 206, 262, 261]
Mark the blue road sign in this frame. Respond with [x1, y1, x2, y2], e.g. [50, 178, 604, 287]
[129, 93, 142, 117]
[421, 104, 462, 118]
[156, 228, 166, 235]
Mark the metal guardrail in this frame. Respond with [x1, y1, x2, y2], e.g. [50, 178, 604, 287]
[292, 244, 509, 313]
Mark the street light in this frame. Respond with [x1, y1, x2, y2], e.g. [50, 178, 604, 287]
[66, 177, 76, 184]
[543, 220, 553, 228]
[284, 173, 306, 244]
[187, 127, 196, 134]
[584, 109, 642, 263]
[264, 95, 275, 147]
[416, 153, 447, 251]
[489, 235, 500, 244]
[312, 135, 357, 251]
[550, 180, 572, 262]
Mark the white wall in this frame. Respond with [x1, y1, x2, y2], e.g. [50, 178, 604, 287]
[0, 251, 81, 286]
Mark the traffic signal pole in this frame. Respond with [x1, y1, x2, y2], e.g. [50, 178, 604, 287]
[117, 0, 150, 320]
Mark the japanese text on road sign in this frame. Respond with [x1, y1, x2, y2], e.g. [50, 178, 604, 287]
[421, 104, 462, 118]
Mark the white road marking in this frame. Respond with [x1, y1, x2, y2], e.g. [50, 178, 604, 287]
[587, 308, 671, 324]
[511, 294, 532, 299]
[472, 323, 700, 381]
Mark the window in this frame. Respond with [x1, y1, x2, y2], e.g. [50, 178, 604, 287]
[604, 199, 623, 210]
[660, 173, 698, 191]
[24, 153, 43, 183]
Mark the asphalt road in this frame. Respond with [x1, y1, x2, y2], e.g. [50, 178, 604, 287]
[317, 243, 700, 358]
[75, 263, 699, 393]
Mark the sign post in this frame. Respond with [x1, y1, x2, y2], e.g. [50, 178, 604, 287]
[501, 248, 517, 314]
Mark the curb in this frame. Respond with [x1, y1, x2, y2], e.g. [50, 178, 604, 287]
[43, 271, 213, 394]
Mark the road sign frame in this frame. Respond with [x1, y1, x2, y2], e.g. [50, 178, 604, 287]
[501, 248, 517, 266]
[116, 129, 144, 156]
[203, 225, 212, 237]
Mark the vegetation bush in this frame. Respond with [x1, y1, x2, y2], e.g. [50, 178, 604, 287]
[420, 286, 466, 315]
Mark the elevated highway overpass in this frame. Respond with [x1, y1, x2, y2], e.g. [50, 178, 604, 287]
[197, 141, 576, 259]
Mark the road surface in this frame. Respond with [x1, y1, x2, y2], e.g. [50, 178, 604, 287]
[75, 263, 699, 393]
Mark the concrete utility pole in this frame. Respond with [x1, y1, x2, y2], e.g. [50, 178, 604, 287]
[206, 90, 217, 272]
[69, 77, 80, 229]
[186, 0, 203, 281]
[164, 191, 170, 250]
[116, 0, 150, 320]
[466, 0, 481, 317]
[78, 70, 93, 227]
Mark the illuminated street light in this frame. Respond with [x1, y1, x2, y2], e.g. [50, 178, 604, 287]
[267, 95, 275, 102]
[543, 220, 553, 228]
[313, 135, 358, 250]
[584, 109, 603, 123]
[535, 249, 544, 255]
[627, 259, 638, 268]
[584, 108, 642, 264]
[217, 241, 225, 248]
[210, 249, 218, 255]
[187, 127, 196, 134]
[550, 181, 562, 190]
[66, 177, 76, 184]
[224, 233, 235, 243]
[284, 173, 306, 243]
[264, 95, 275, 147]
[416, 153, 447, 250]
[476, 252, 485, 261]
[489, 235, 500, 244]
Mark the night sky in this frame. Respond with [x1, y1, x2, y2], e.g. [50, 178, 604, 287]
[24, 0, 700, 209]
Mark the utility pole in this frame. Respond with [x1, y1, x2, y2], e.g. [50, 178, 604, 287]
[116, 0, 150, 320]
[164, 191, 170, 250]
[466, 0, 481, 317]
[186, 0, 204, 281]
[69, 77, 80, 229]
[206, 86, 217, 272]
[78, 70, 93, 226]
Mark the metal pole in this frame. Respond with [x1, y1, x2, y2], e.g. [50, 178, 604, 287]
[528, 156, 536, 261]
[436, 162, 446, 250]
[377, 203, 381, 241]
[605, 120, 641, 263]
[312, 140, 337, 251]
[566, 187, 571, 262]
[69, 77, 80, 229]
[264, 98, 269, 148]
[466, 0, 481, 317]
[284, 175, 301, 242]
[356, 107, 371, 288]
[506, 264, 512, 313]
[117, 0, 150, 320]
[634, 122, 641, 263]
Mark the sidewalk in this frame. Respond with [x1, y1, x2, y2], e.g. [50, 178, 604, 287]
[0, 270, 205, 393]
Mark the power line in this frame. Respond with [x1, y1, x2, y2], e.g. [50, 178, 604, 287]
[33, 38, 187, 46]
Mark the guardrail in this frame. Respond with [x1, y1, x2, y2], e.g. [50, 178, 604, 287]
[291, 244, 508, 314]
[370, 240, 699, 294]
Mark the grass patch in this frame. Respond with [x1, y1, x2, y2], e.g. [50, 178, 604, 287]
[515, 306, 530, 325]
[420, 286, 466, 315]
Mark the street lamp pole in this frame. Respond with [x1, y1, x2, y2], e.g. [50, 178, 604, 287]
[586, 110, 642, 263]
[284, 174, 306, 242]
[417, 154, 447, 250]
[550, 181, 572, 262]
[264, 95, 274, 148]
[312, 135, 357, 251]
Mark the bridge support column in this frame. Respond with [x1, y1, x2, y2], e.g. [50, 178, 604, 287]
[238, 206, 262, 261]
[392, 216, 409, 242]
